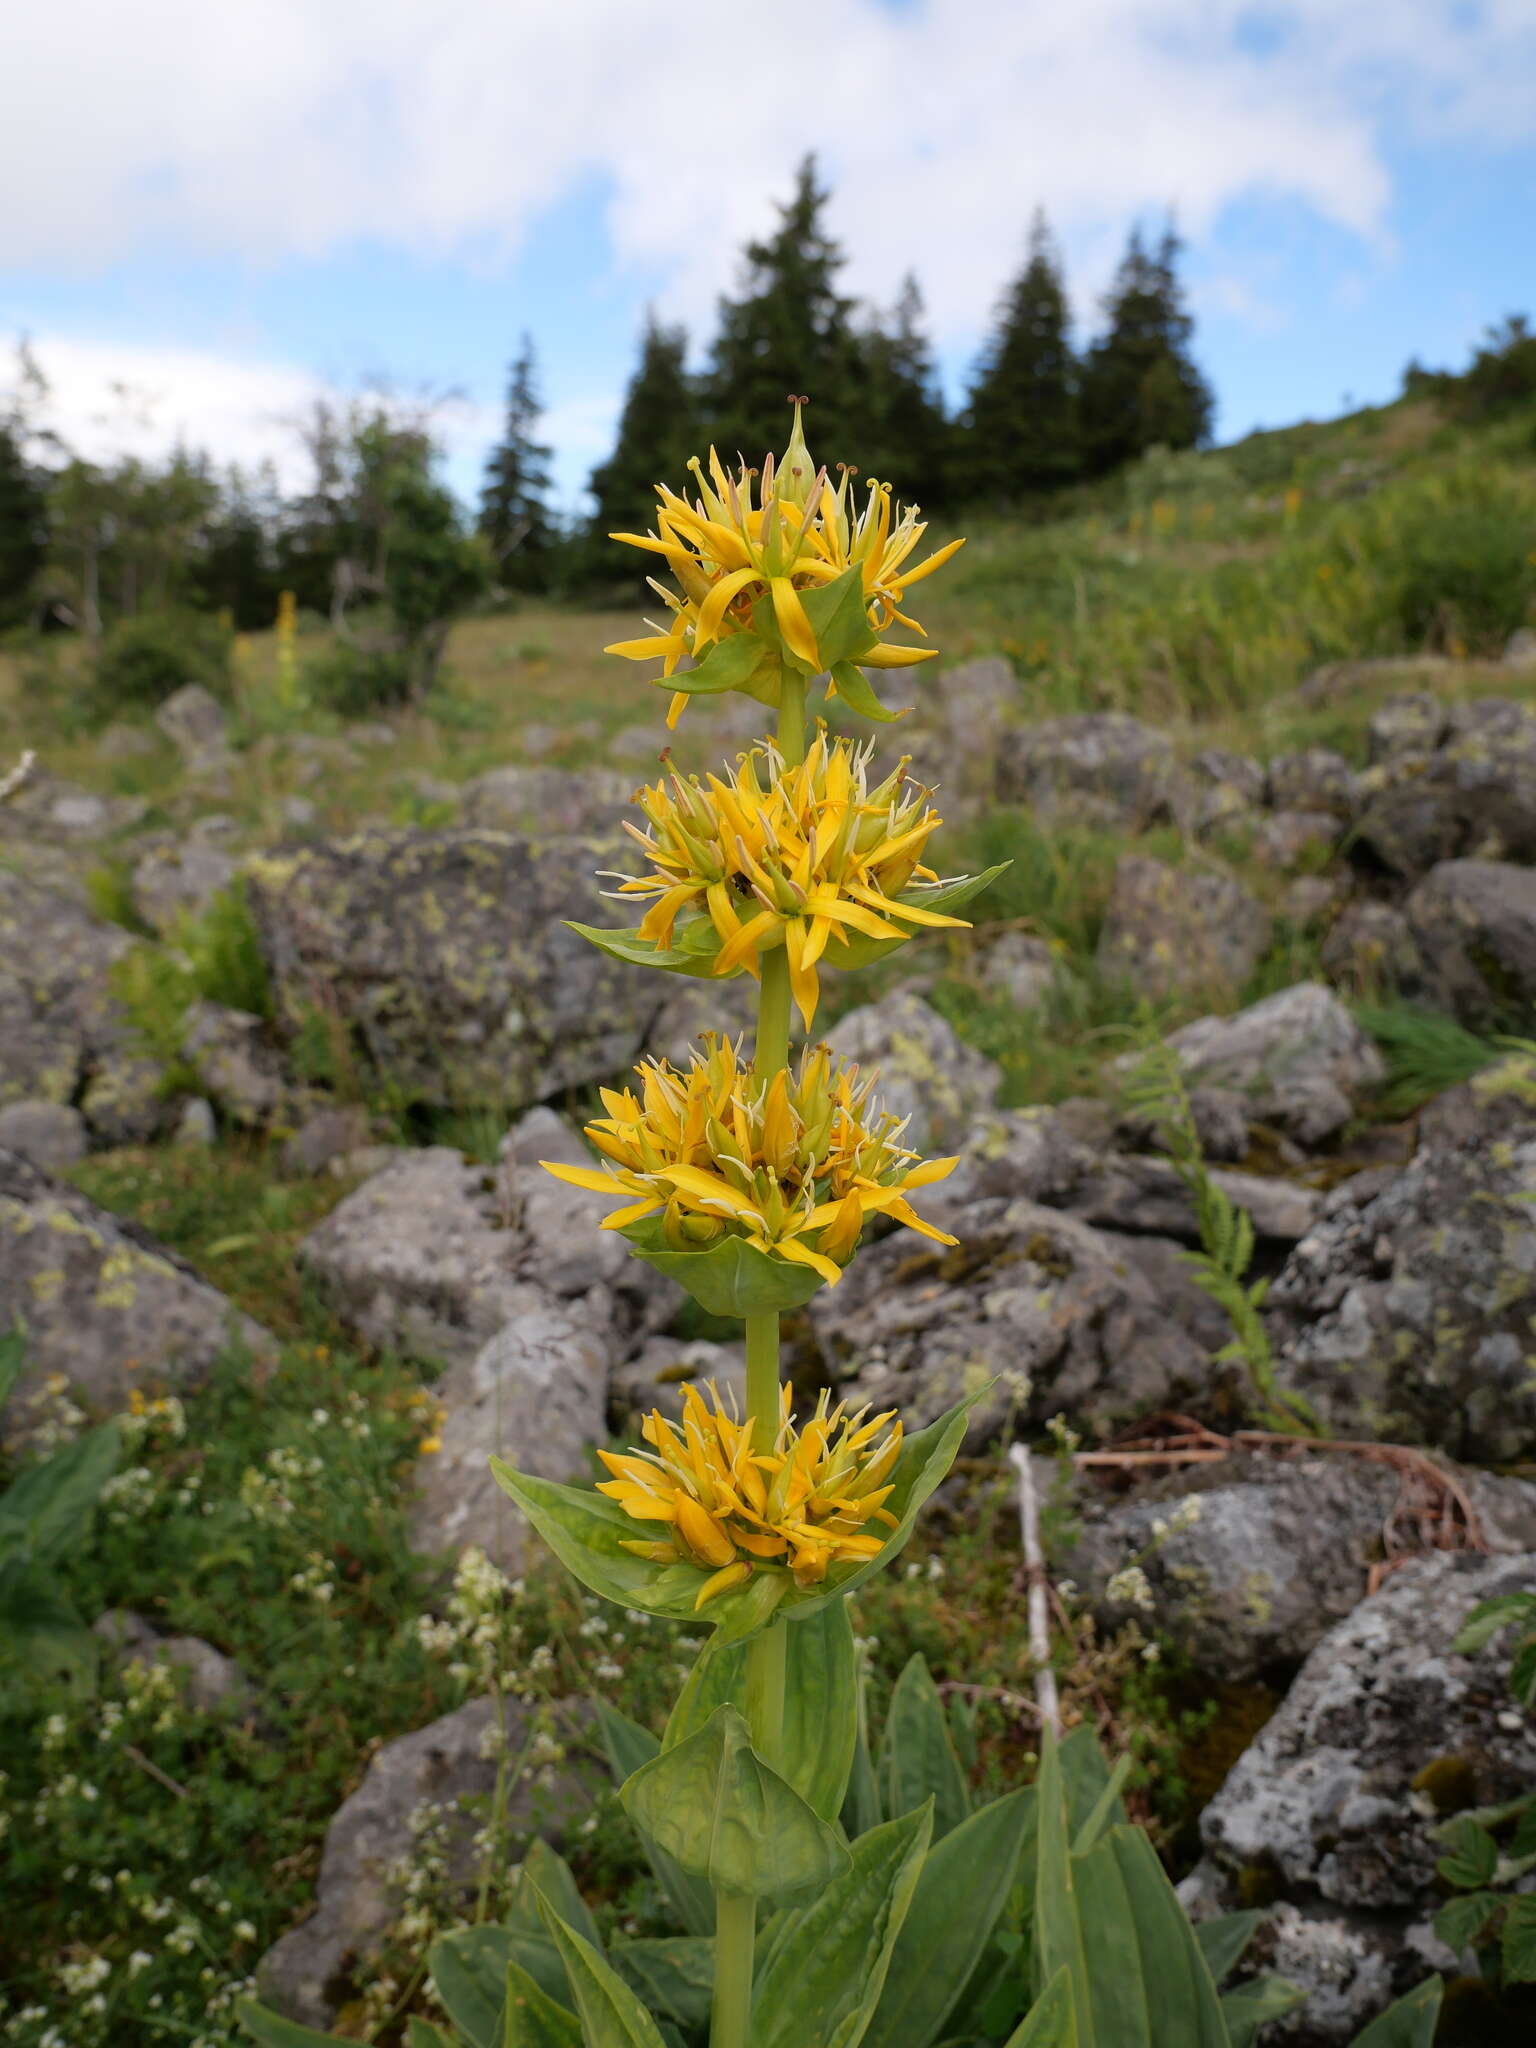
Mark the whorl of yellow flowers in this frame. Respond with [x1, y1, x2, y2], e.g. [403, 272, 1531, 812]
[599, 1380, 903, 1606]
[604, 401, 964, 727]
[542, 1034, 957, 1288]
[609, 727, 969, 1028]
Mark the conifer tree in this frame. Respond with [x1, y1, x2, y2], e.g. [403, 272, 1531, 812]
[859, 275, 951, 508]
[1079, 223, 1213, 475]
[965, 210, 1080, 500]
[0, 424, 45, 628]
[587, 313, 698, 578]
[479, 335, 555, 590]
[705, 156, 865, 460]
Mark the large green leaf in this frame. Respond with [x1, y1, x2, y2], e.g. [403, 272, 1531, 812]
[1031, 1732, 1093, 2035]
[617, 1221, 829, 1318]
[1058, 1726, 1129, 1843]
[754, 1804, 935, 2048]
[431, 1926, 517, 2048]
[534, 1897, 671, 2048]
[1193, 1910, 1265, 1986]
[1003, 1969, 1080, 2048]
[800, 564, 879, 671]
[663, 632, 778, 700]
[407, 2021, 459, 2048]
[236, 2003, 348, 2046]
[864, 1788, 1031, 2048]
[1451, 1592, 1536, 1655]
[1221, 1974, 1307, 2047]
[877, 1654, 971, 1840]
[826, 865, 1012, 969]
[1347, 1980, 1444, 2046]
[565, 920, 723, 980]
[0, 1585, 98, 1700]
[501, 1960, 583, 2048]
[1071, 1825, 1231, 2048]
[591, 1700, 714, 1938]
[666, 1601, 858, 1822]
[621, 1704, 850, 1902]
[1, 1419, 119, 1565]
[608, 1938, 715, 2031]
[493, 1388, 980, 1644]
[519, 1841, 600, 1951]
[829, 660, 904, 724]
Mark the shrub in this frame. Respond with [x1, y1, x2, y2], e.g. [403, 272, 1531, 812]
[92, 608, 232, 713]
[300, 637, 414, 714]
[1336, 467, 1536, 655]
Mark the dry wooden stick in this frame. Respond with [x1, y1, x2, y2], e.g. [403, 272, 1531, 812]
[0, 749, 36, 805]
[1008, 1443, 1061, 1741]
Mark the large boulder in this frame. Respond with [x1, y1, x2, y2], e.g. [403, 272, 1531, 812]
[1155, 983, 1385, 1146]
[612, 1335, 748, 1430]
[1068, 1452, 1536, 1683]
[1352, 697, 1536, 880]
[129, 840, 239, 935]
[0, 869, 134, 1113]
[1318, 902, 1422, 999]
[155, 683, 230, 768]
[409, 1290, 613, 1573]
[823, 991, 1001, 1155]
[244, 829, 660, 1110]
[0, 1100, 87, 1173]
[808, 1195, 1209, 1447]
[457, 764, 633, 838]
[0, 1148, 273, 1421]
[1266, 749, 1356, 820]
[995, 714, 1189, 831]
[1096, 857, 1271, 1000]
[1401, 857, 1536, 1027]
[257, 1695, 598, 2028]
[1267, 1057, 1536, 1460]
[1184, 1552, 1536, 2043]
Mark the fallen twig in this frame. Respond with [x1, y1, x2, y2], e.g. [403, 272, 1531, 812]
[1008, 1443, 1061, 1740]
[0, 749, 36, 805]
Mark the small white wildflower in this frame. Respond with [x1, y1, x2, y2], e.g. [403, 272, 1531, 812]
[1106, 1565, 1155, 1613]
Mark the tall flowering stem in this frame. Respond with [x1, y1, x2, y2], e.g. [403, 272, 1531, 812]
[494, 402, 979, 2048]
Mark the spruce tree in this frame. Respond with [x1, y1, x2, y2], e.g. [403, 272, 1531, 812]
[965, 210, 1080, 501]
[1079, 223, 1213, 475]
[587, 313, 698, 578]
[0, 424, 45, 628]
[859, 275, 951, 508]
[705, 155, 865, 461]
[479, 335, 555, 591]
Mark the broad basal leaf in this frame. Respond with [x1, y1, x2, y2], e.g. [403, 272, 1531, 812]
[534, 1895, 671, 2048]
[876, 1653, 971, 1841]
[1347, 1979, 1443, 2046]
[620, 1704, 850, 1902]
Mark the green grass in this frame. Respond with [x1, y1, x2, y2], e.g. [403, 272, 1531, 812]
[1356, 1002, 1507, 1117]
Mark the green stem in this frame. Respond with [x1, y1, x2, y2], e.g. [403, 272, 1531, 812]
[746, 1615, 787, 1771]
[756, 945, 792, 1080]
[777, 671, 808, 765]
[711, 1889, 755, 2048]
[744, 1309, 781, 1435]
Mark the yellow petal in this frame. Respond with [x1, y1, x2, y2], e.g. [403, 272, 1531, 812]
[541, 1160, 619, 1194]
[694, 1560, 753, 1609]
[770, 577, 821, 670]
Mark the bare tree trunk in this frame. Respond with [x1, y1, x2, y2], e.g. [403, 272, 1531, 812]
[1008, 1444, 1061, 1739]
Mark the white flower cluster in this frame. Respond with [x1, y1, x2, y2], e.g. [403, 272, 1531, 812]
[288, 1551, 340, 1603]
[1105, 1565, 1156, 1612]
[119, 1392, 188, 1451]
[5, 1372, 86, 1455]
[100, 1464, 157, 1523]
[414, 1546, 531, 1691]
[1149, 1495, 1203, 1543]
[239, 1444, 324, 1524]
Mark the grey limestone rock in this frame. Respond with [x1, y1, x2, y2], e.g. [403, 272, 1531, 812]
[0, 1100, 88, 1173]
[1366, 693, 1445, 766]
[457, 763, 633, 838]
[154, 683, 230, 767]
[1156, 983, 1385, 1145]
[1251, 810, 1342, 871]
[1401, 856, 1536, 1026]
[257, 1695, 597, 2027]
[1267, 1057, 1536, 1460]
[1096, 856, 1271, 1000]
[1068, 1453, 1536, 1682]
[1318, 902, 1422, 999]
[976, 931, 1059, 1011]
[244, 828, 660, 1112]
[611, 1335, 749, 1430]
[1352, 696, 1536, 880]
[181, 1001, 292, 1127]
[0, 1147, 273, 1421]
[408, 1288, 613, 1572]
[808, 1194, 1209, 1447]
[823, 990, 1001, 1156]
[995, 714, 1191, 831]
[1186, 1551, 1536, 2041]
[1266, 749, 1356, 819]
[129, 840, 239, 935]
[0, 867, 136, 1115]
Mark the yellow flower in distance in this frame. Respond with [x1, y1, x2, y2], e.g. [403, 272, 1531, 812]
[609, 727, 968, 1027]
[604, 401, 965, 727]
[599, 1380, 904, 1606]
[542, 1034, 957, 1290]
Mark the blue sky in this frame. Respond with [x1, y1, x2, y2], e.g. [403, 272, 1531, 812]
[2, 0, 1533, 512]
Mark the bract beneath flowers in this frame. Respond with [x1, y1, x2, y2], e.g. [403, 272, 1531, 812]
[603, 401, 965, 728]
[606, 727, 969, 1028]
[600, 1380, 903, 1608]
[541, 1034, 957, 1293]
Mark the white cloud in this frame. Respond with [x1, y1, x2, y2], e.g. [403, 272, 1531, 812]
[2, 0, 1531, 338]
